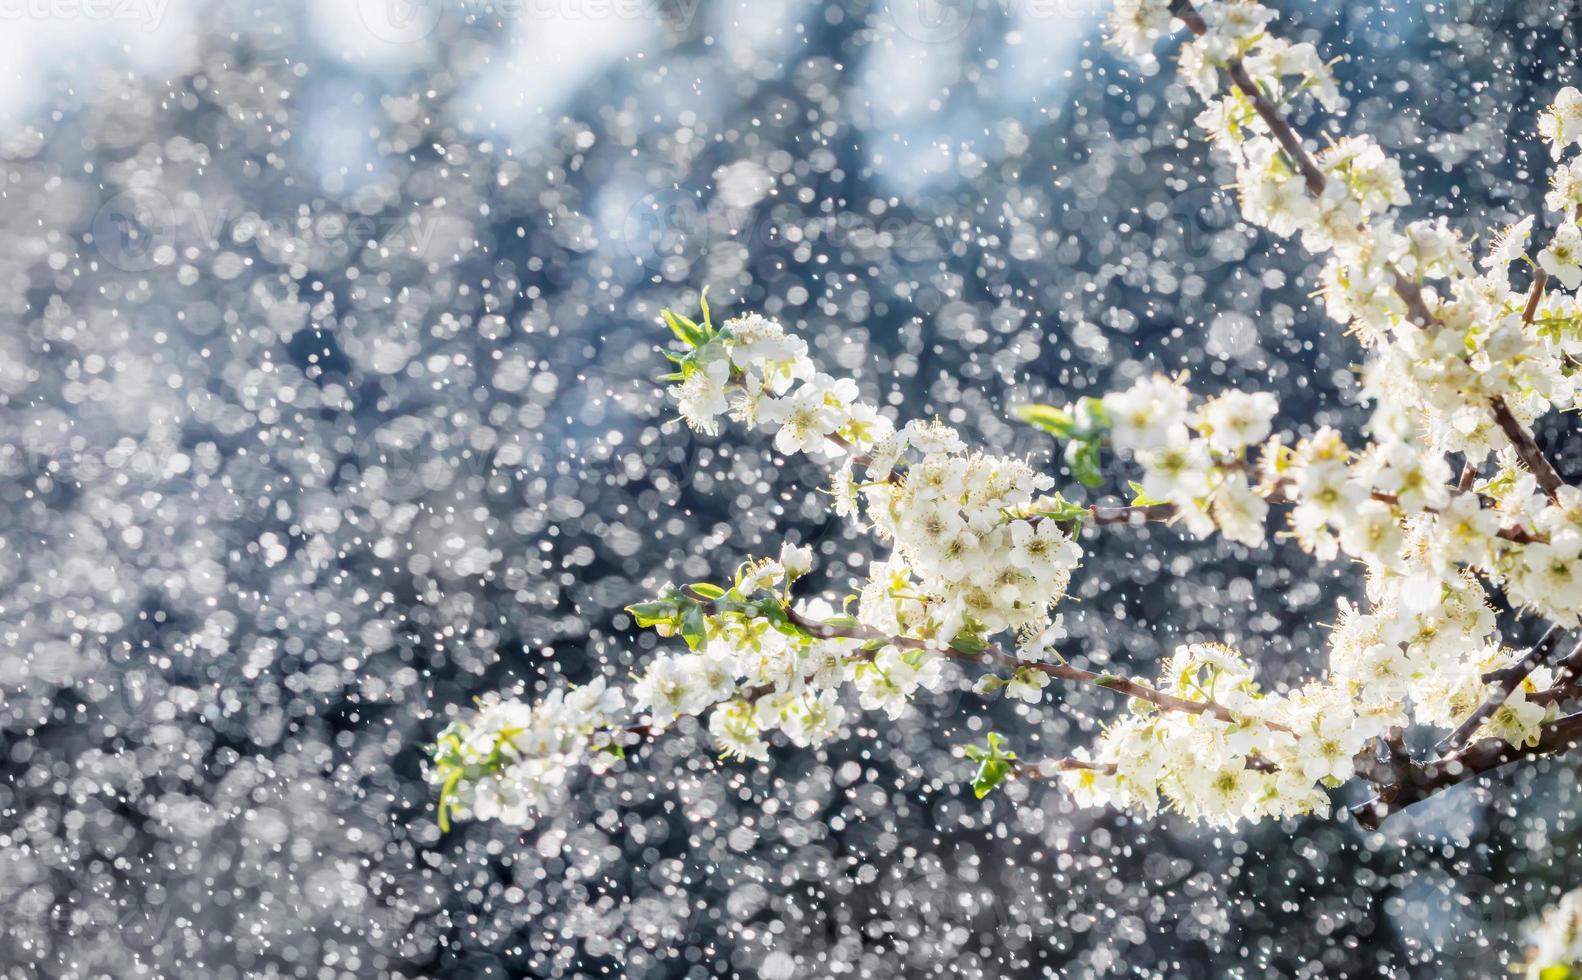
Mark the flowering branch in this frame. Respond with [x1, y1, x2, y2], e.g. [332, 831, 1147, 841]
[1165, 0, 1322, 188]
[678, 586, 1282, 731]
[434, 2, 1582, 839]
[1169, 0, 1567, 500]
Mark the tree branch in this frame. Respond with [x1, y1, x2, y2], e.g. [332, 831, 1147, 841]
[1492, 395, 1564, 501]
[1351, 710, 1582, 830]
[1435, 624, 1566, 755]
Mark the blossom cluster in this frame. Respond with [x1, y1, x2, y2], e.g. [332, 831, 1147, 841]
[430, 678, 626, 828]
[626, 548, 865, 760]
[672, 304, 1084, 657]
[431, 299, 1099, 820]
[1098, 376, 1276, 545]
[1063, 644, 1323, 825]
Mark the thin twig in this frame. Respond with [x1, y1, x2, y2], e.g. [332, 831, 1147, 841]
[1011, 757, 1117, 779]
[1524, 268, 1550, 323]
[1087, 501, 1181, 526]
[1526, 637, 1582, 706]
[1087, 480, 1540, 544]
[1457, 459, 1478, 493]
[823, 431, 874, 469]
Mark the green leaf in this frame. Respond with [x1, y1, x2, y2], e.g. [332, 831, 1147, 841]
[1034, 492, 1090, 526]
[961, 740, 1012, 801]
[679, 602, 708, 650]
[662, 308, 708, 348]
[949, 631, 987, 655]
[1066, 438, 1104, 488]
[964, 731, 1016, 798]
[1478, 468, 1517, 499]
[749, 598, 801, 637]
[753, 598, 788, 621]
[1014, 403, 1079, 439]
[1539, 966, 1574, 980]
[626, 600, 676, 629]
[688, 582, 726, 600]
[972, 758, 1010, 799]
[698, 285, 713, 331]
